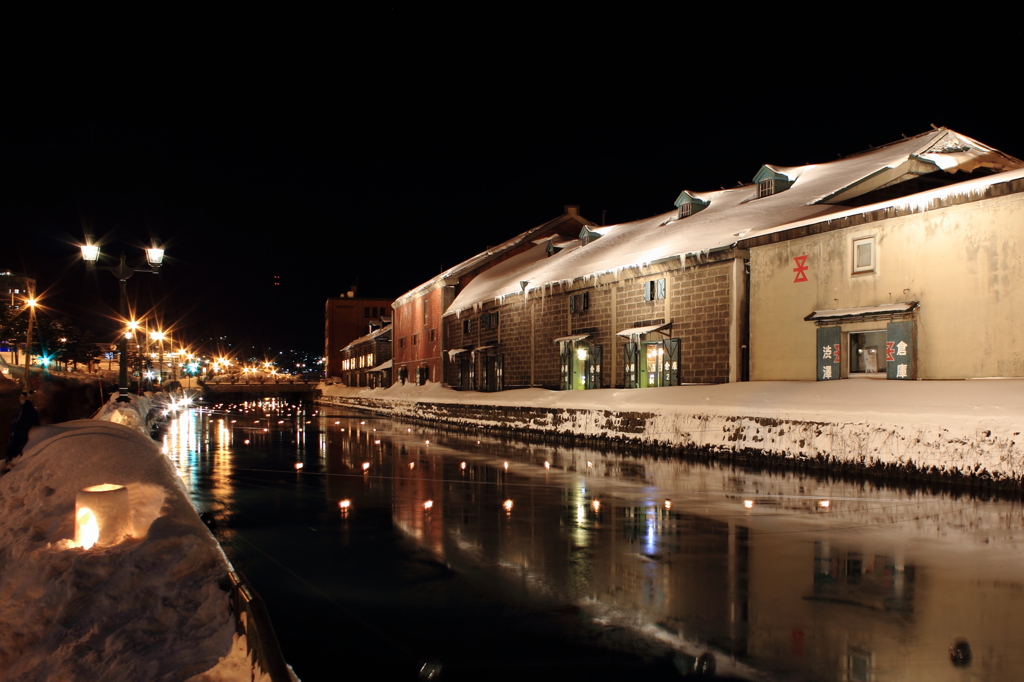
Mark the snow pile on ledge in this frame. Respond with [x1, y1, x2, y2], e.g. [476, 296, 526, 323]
[0, 419, 244, 681]
[320, 380, 1024, 481]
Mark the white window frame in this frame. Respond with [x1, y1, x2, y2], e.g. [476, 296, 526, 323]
[758, 179, 774, 198]
[852, 236, 876, 274]
[678, 203, 692, 219]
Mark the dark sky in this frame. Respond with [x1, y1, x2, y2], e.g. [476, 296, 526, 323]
[5, 14, 1022, 356]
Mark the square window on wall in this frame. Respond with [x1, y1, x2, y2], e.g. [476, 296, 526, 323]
[853, 236, 875, 274]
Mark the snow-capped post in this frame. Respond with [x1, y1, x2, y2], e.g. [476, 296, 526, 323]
[74, 484, 133, 549]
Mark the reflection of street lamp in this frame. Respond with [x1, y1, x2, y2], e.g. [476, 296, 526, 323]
[80, 237, 166, 402]
[22, 296, 37, 390]
[150, 331, 166, 385]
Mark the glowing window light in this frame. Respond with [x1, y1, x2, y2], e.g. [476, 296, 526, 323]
[744, 500, 754, 509]
[819, 500, 831, 508]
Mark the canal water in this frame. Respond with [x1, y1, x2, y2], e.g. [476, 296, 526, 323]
[161, 399, 1024, 681]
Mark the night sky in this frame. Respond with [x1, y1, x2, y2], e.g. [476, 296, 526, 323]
[5, 15, 1022, 357]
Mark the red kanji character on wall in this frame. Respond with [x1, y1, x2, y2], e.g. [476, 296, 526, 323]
[793, 255, 809, 283]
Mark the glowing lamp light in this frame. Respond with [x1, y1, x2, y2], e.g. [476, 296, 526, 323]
[819, 500, 831, 508]
[592, 500, 601, 512]
[80, 244, 100, 262]
[362, 462, 370, 471]
[409, 462, 416, 469]
[544, 461, 550, 469]
[576, 348, 588, 360]
[460, 461, 466, 470]
[145, 246, 165, 266]
[244, 439, 250, 444]
[74, 484, 133, 549]
[664, 500, 672, 510]
[743, 500, 754, 509]
[423, 500, 434, 511]
[374, 439, 381, 444]
[294, 462, 303, 470]
[503, 499, 513, 513]
[338, 499, 351, 510]
[503, 461, 508, 470]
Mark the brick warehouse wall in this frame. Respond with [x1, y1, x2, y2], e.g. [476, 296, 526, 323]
[666, 260, 733, 384]
[394, 286, 444, 383]
[442, 257, 737, 390]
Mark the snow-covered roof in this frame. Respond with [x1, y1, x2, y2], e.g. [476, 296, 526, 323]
[805, 302, 919, 321]
[616, 323, 671, 337]
[341, 323, 392, 351]
[744, 166, 1024, 243]
[445, 129, 1021, 316]
[393, 208, 594, 306]
[368, 359, 393, 372]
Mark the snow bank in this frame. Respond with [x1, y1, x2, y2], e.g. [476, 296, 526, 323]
[320, 380, 1024, 482]
[0, 419, 241, 681]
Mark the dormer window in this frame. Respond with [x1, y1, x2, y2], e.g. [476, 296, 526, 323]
[752, 165, 795, 200]
[673, 191, 709, 220]
[580, 227, 603, 246]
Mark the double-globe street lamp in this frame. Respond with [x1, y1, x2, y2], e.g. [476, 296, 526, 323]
[80, 239, 166, 402]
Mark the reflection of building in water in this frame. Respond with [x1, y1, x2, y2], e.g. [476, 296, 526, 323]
[391, 443, 445, 558]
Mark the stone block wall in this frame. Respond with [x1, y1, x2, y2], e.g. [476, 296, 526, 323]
[442, 257, 737, 390]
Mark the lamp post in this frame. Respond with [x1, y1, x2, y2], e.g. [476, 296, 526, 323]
[22, 295, 37, 391]
[80, 238, 166, 402]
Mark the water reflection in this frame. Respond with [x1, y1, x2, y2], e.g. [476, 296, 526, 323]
[162, 402, 1024, 681]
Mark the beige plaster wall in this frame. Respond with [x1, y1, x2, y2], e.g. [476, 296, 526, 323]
[749, 191, 1024, 380]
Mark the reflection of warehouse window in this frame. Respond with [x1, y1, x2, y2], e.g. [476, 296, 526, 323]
[853, 236, 875, 273]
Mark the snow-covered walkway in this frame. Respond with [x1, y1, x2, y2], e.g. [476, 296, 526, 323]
[0, 393, 281, 681]
[319, 379, 1024, 483]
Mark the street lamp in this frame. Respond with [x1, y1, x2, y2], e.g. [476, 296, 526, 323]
[80, 237, 166, 402]
[22, 296, 37, 390]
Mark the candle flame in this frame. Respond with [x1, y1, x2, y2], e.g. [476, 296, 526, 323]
[76, 507, 99, 549]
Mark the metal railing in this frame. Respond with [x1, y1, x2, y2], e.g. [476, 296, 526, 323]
[227, 569, 293, 681]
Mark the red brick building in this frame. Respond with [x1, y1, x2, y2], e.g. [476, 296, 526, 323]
[324, 288, 392, 379]
[392, 207, 594, 386]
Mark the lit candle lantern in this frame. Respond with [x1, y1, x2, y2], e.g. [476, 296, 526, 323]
[75, 484, 133, 549]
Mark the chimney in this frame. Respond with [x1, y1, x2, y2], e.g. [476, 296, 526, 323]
[565, 205, 579, 216]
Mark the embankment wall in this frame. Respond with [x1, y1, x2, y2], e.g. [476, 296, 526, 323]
[316, 394, 1024, 488]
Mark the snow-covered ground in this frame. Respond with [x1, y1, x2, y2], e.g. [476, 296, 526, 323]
[0, 400, 274, 680]
[319, 379, 1024, 482]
